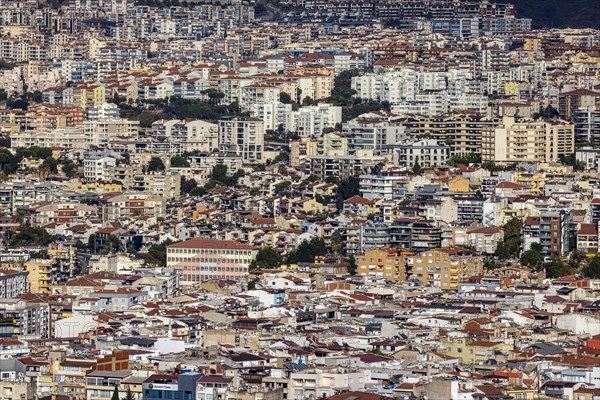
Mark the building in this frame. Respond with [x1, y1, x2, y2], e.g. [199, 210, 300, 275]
[0, 269, 29, 298]
[393, 139, 449, 169]
[522, 210, 571, 256]
[357, 247, 407, 282]
[84, 156, 116, 182]
[142, 374, 202, 400]
[574, 107, 600, 143]
[166, 238, 257, 287]
[482, 116, 574, 164]
[290, 138, 319, 168]
[219, 118, 265, 162]
[558, 89, 600, 121]
[24, 260, 55, 294]
[346, 117, 407, 155]
[466, 226, 505, 254]
[411, 248, 483, 290]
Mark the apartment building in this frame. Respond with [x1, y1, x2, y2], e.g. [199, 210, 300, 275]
[574, 107, 600, 143]
[84, 155, 116, 182]
[23, 202, 96, 226]
[219, 118, 264, 162]
[394, 139, 449, 168]
[346, 117, 407, 155]
[285, 104, 342, 137]
[558, 89, 600, 121]
[482, 116, 574, 164]
[290, 138, 318, 168]
[166, 238, 257, 287]
[0, 269, 29, 299]
[357, 247, 407, 283]
[101, 193, 167, 222]
[0, 298, 50, 338]
[411, 248, 483, 290]
[522, 210, 571, 257]
[24, 260, 55, 294]
[405, 114, 500, 156]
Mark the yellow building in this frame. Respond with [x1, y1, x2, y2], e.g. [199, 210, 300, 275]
[72, 84, 106, 109]
[447, 176, 470, 193]
[442, 337, 513, 364]
[24, 260, 54, 294]
[482, 116, 574, 164]
[290, 138, 318, 167]
[357, 247, 408, 283]
[412, 249, 483, 290]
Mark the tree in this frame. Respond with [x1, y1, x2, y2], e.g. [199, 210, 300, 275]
[412, 161, 422, 175]
[279, 92, 292, 104]
[137, 239, 178, 267]
[495, 218, 522, 260]
[9, 227, 55, 247]
[583, 256, 600, 279]
[274, 181, 292, 195]
[301, 96, 314, 106]
[61, 160, 78, 177]
[568, 249, 586, 270]
[181, 177, 198, 194]
[111, 386, 120, 400]
[147, 157, 165, 172]
[101, 234, 120, 255]
[122, 387, 135, 400]
[520, 243, 544, 268]
[545, 257, 574, 278]
[347, 255, 357, 275]
[249, 247, 283, 271]
[285, 237, 328, 264]
[170, 156, 190, 168]
[336, 176, 360, 210]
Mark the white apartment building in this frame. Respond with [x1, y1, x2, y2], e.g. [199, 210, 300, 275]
[346, 115, 408, 155]
[84, 156, 116, 182]
[252, 102, 293, 131]
[393, 139, 449, 168]
[219, 118, 265, 162]
[285, 104, 342, 137]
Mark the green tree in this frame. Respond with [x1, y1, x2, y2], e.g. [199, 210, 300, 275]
[495, 218, 523, 260]
[274, 181, 291, 195]
[122, 387, 135, 400]
[286, 237, 328, 264]
[249, 247, 283, 271]
[347, 255, 357, 275]
[170, 156, 190, 168]
[111, 386, 120, 400]
[520, 243, 544, 268]
[101, 234, 120, 255]
[147, 157, 165, 172]
[137, 239, 178, 267]
[301, 96, 314, 106]
[583, 256, 600, 279]
[181, 177, 198, 194]
[336, 176, 360, 210]
[9, 227, 55, 247]
[279, 92, 292, 104]
[545, 257, 574, 278]
[412, 161, 423, 174]
[61, 160, 78, 177]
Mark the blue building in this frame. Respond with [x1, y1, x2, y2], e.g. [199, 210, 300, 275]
[142, 373, 202, 400]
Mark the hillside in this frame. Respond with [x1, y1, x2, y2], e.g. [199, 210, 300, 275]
[496, 0, 600, 29]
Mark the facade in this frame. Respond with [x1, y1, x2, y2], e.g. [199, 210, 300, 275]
[482, 116, 574, 164]
[412, 248, 484, 290]
[166, 238, 257, 287]
[357, 247, 407, 282]
[219, 118, 265, 162]
[0, 269, 29, 298]
[394, 139, 449, 169]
